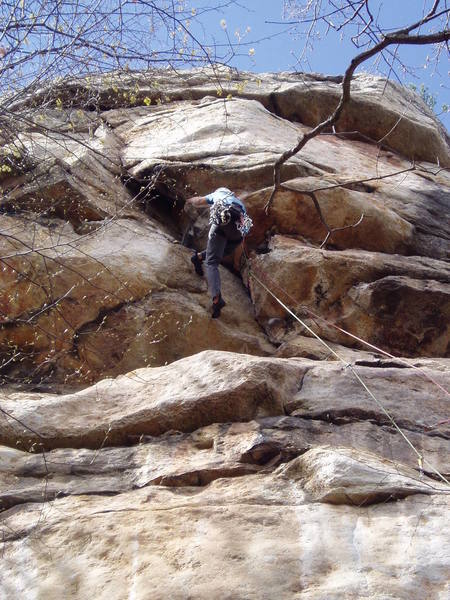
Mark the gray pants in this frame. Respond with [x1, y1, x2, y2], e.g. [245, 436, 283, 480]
[200, 226, 242, 299]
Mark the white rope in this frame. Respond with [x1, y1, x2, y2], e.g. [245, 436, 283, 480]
[250, 259, 449, 396]
[249, 269, 450, 487]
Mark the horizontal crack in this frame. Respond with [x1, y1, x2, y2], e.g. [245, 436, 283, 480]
[287, 409, 450, 441]
[0, 449, 307, 513]
[353, 359, 410, 369]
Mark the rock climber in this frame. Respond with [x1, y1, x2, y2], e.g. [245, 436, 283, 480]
[185, 187, 253, 318]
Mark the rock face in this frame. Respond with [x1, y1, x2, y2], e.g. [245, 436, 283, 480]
[0, 215, 271, 383]
[248, 238, 450, 357]
[0, 67, 449, 599]
[16, 68, 450, 166]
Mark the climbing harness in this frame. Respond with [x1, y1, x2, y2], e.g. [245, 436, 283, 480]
[242, 243, 450, 487]
[209, 198, 253, 236]
[209, 199, 232, 226]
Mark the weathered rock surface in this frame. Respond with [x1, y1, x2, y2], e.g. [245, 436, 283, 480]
[248, 236, 450, 357]
[120, 97, 317, 188]
[1, 68, 449, 599]
[247, 172, 450, 260]
[0, 217, 271, 382]
[16, 67, 450, 165]
[1, 353, 448, 477]
[0, 352, 302, 449]
[1, 469, 449, 600]
[280, 446, 449, 504]
[2, 67, 449, 379]
[2, 413, 449, 513]
[1, 123, 136, 226]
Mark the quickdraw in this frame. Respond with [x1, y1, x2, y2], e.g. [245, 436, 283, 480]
[237, 212, 253, 236]
[209, 199, 253, 236]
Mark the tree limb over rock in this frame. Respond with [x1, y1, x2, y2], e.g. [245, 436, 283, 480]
[264, 1, 450, 215]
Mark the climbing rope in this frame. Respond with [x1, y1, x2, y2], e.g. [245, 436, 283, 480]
[242, 245, 450, 487]
[247, 253, 449, 399]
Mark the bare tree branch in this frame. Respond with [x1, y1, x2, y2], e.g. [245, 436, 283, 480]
[264, 15, 450, 213]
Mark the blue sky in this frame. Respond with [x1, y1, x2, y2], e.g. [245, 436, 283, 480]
[191, 0, 449, 130]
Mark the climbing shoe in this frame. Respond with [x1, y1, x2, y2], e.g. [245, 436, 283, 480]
[191, 252, 204, 276]
[211, 295, 226, 319]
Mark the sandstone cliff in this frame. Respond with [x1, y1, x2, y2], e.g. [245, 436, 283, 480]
[0, 67, 449, 599]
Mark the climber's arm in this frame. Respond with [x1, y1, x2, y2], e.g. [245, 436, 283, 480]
[185, 195, 209, 207]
